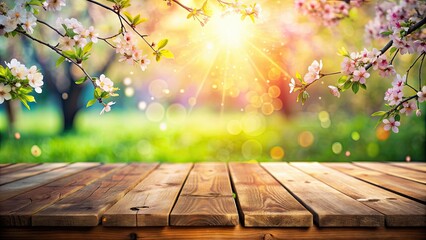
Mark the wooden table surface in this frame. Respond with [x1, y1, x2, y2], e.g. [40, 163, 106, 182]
[0, 162, 425, 239]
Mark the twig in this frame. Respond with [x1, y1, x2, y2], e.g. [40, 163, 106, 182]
[37, 19, 64, 37]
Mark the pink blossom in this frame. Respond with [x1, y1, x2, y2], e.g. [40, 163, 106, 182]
[383, 117, 400, 133]
[289, 78, 295, 93]
[100, 101, 115, 115]
[341, 57, 355, 75]
[400, 101, 416, 116]
[352, 67, 370, 84]
[328, 85, 340, 98]
[417, 86, 426, 103]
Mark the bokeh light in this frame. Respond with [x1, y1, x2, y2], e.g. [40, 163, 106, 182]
[331, 142, 342, 154]
[145, 102, 165, 122]
[242, 139, 263, 159]
[270, 146, 285, 160]
[31, 145, 42, 157]
[298, 131, 314, 148]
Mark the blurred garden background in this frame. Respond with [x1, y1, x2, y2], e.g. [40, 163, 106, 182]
[0, 0, 425, 162]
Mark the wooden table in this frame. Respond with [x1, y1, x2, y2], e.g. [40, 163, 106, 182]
[0, 162, 425, 239]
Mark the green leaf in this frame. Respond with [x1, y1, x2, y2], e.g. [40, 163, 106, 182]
[18, 97, 30, 110]
[94, 88, 102, 98]
[395, 114, 400, 121]
[296, 91, 303, 103]
[83, 42, 93, 54]
[343, 80, 352, 90]
[202, 0, 213, 17]
[301, 91, 309, 105]
[86, 99, 97, 108]
[371, 111, 386, 117]
[157, 39, 168, 50]
[295, 72, 302, 81]
[23, 95, 36, 102]
[360, 83, 367, 90]
[159, 49, 174, 59]
[381, 30, 393, 36]
[337, 76, 347, 85]
[389, 47, 397, 55]
[352, 82, 359, 94]
[155, 52, 161, 62]
[75, 76, 87, 84]
[337, 46, 349, 57]
[123, 11, 133, 22]
[56, 56, 65, 67]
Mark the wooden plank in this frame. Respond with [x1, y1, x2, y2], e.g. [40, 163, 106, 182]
[0, 163, 39, 175]
[390, 162, 426, 172]
[0, 163, 123, 227]
[2, 226, 426, 240]
[354, 162, 426, 184]
[32, 163, 158, 226]
[229, 163, 312, 227]
[0, 163, 67, 185]
[0, 163, 97, 202]
[0, 163, 12, 168]
[102, 163, 192, 227]
[292, 162, 426, 227]
[262, 162, 384, 227]
[170, 163, 239, 226]
[325, 163, 426, 203]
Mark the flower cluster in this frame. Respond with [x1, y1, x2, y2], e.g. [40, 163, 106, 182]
[43, 0, 66, 11]
[0, 2, 37, 34]
[365, 0, 426, 55]
[288, 59, 323, 104]
[57, 17, 98, 50]
[114, 32, 151, 71]
[295, 0, 366, 26]
[0, 59, 43, 108]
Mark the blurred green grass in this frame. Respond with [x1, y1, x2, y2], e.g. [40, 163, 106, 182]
[0, 108, 424, 163]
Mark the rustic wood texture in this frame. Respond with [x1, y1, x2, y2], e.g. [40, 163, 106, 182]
[262, 163, 384, 227]
[0, 163, 122, 227]
[170, 163, 239, 226]
[390, 162, 426, 172]
[325, 163, 426, 203]
[292, 162, 426, 227]
[32, 163, 158, 226]
[0, 163, 12, 168]
[2, 226, 425, 240]
[354, 162, 426, 184]
[102, 163, 192, 227]
[229, 163, 312, 227]
[0, 163, 97, 202]
[0, 163, 67, 185]
[0, 163, 39, 175]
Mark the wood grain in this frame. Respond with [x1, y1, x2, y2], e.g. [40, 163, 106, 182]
[354, 162, 426, 184]
[0, 163, 67, 185]
[0, 163, 12, 168]
[325, 163, 426, 203]
[0, 164, 39, 175]
[102, 163, 192, 226]
[2, 226, 425, 240]
[229, 163, 312, 227]
[32, 163, 158, 226]
[292, 162, 426, 227]
[0, 163, 97, 202]
[390, 162, 426, 172]
[170, 163, 239, 226]
[262, 162, 384, 227]
[0, 163, 122, 227]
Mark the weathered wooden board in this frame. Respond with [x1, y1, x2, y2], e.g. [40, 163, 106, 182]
[0, 163, 67, 185]
[229, 163, 312, 227]
[102, 163, 192, 226]
[354, 162, 426, 184]
[292, 162, 426, 226]
[0, 163, 12, 168]
[170, 163, 239, 226]
[32, 163, 158, 226]
[262, 163, 384, 227]
[0, 163, 97, 202]
[325, 163, 426, 203]
[0, 164, 39, 175]
[0, 163, 123, 227]
[2, 226, 425, 240]
[390, 162, 426, 172]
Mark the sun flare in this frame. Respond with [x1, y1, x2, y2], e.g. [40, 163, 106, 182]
[210, 14, 248, 48]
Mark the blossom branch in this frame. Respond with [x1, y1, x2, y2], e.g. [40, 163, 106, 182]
[37, 19, 64, 37]
[16, 29, 102, 103]
[86, 0, 156, 53]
